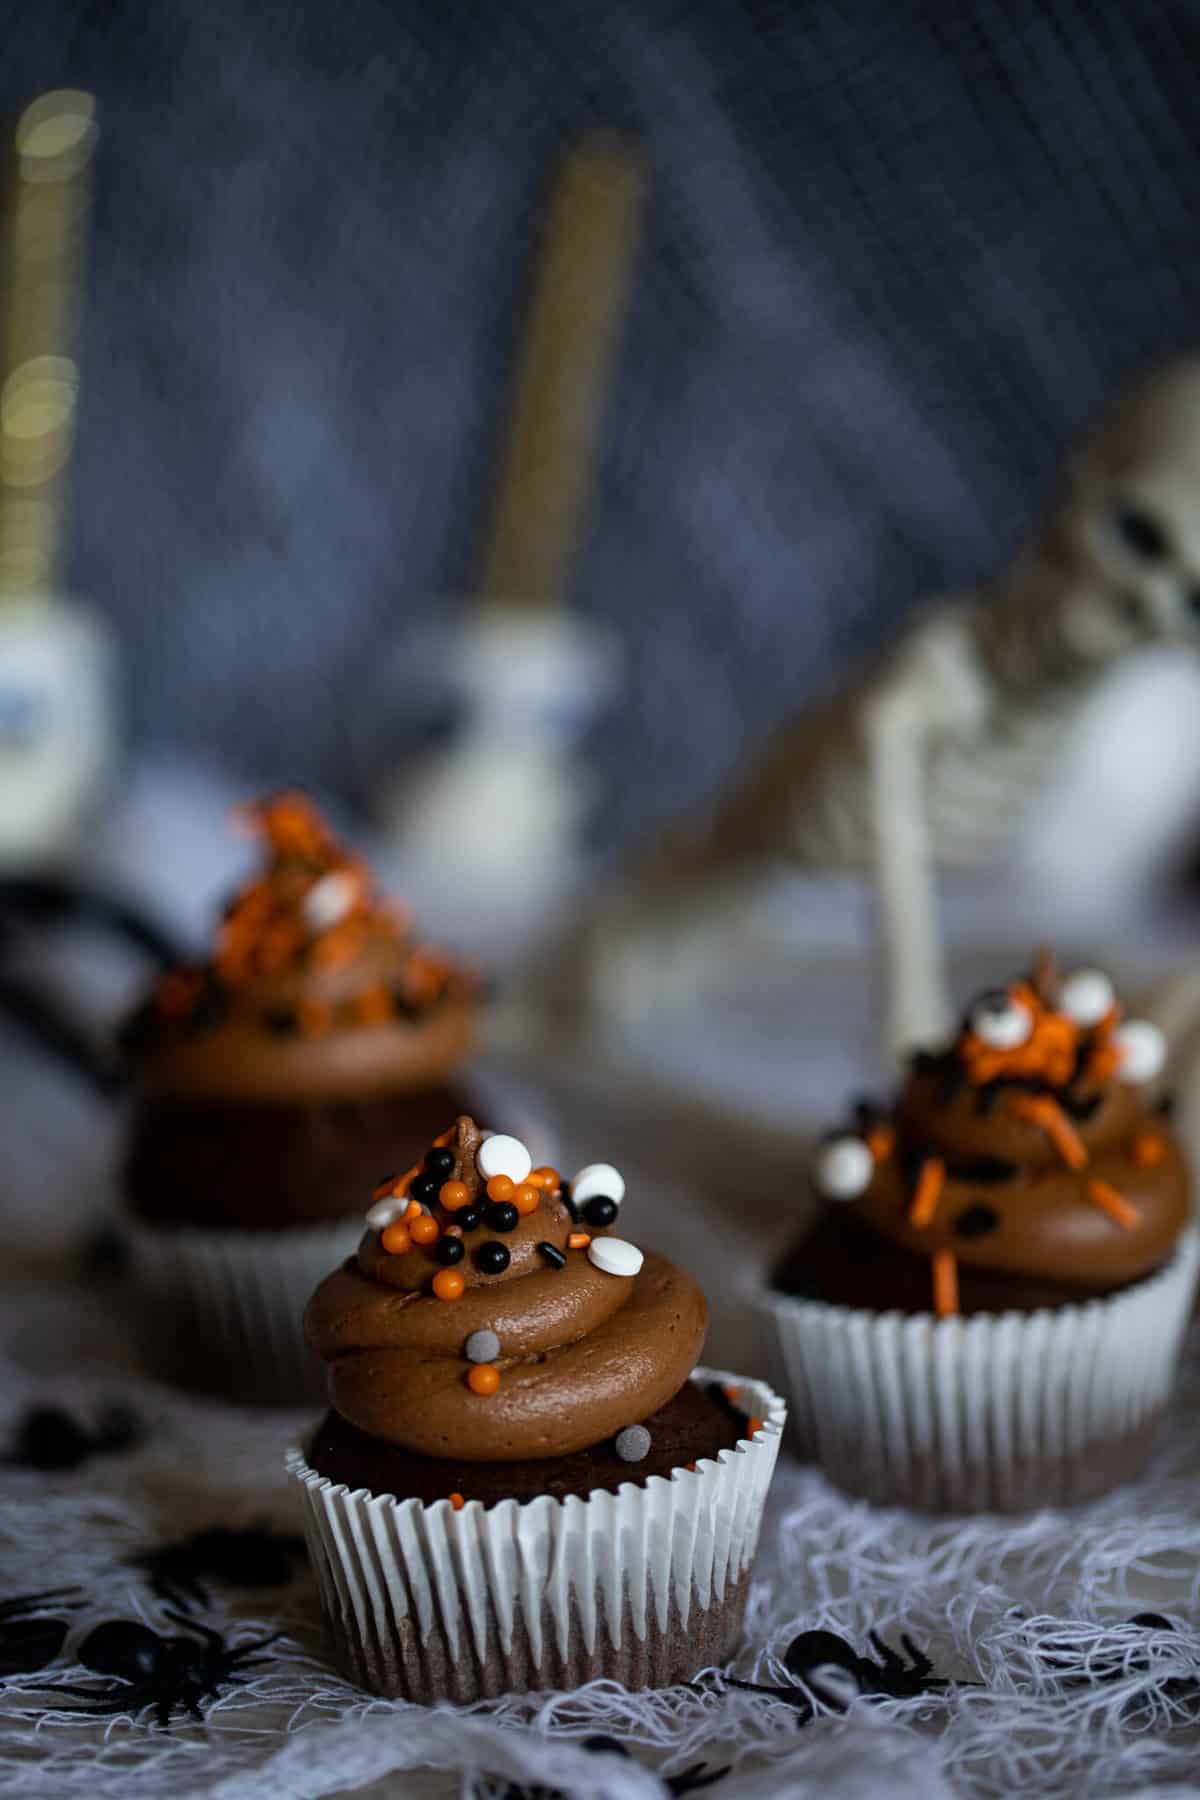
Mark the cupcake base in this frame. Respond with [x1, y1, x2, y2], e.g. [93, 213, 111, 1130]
[288, 1368, 785, 1702]
[767, 1227, 1199, 1514]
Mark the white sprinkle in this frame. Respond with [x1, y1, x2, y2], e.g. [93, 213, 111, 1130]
[588, 1236, 643, 1278]
[968, 991, 1033, 1050]
[303, 869, 359, 934]
[1114, 1019, 1167, 1084]
[365, 1196, 404, 1229]
[615, 1425, 651, 1462]
[813, 1136, 873, 1201]
[1058, 969, 1116, 1028]
[476, 1134, 532, 1184]
[464, 1329, 500, 1364]
[570, 1161, 625, 1207]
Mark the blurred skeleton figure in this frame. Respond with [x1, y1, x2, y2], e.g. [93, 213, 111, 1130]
[575, 358, 1200, 1063]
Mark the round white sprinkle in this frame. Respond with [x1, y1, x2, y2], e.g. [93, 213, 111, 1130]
[570, 1161, 626, 1207]
[813, 1135, 873, 1201]
[303, 870, 359, 934]
[1058, 968, 1116, 1028]
[476, 1134, 532, 1185]
[464, 1329, 500, 1364]
[588, 1236, 644, 1278]
[614, 1425, 651, 1462]
[968, 991, 1033, 1050]
[1114, 1019, 1167, 1084]
[365, 1196, 404, 1230]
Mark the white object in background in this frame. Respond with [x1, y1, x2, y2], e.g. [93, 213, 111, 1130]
[382, 609, 616, 960]
[572, 356, 1200, 1068]
[0, 597, 114, 863]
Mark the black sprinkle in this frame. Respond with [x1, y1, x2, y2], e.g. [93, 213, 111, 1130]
[1061, 1089, 1103, 1122]
[476, 1241, 511, 1276]
[537, 1242, 566, 1269]
[457, 1203, 484, 1232]
[484, 1201, 519, 1233]
[1158, 1093, 1177, 1117]
[262, 1007, 298, 1036]
[947, 1156, 1018, 1183]
[955, 1204, 1001, 1239]
[582, 1195, 618, 1229]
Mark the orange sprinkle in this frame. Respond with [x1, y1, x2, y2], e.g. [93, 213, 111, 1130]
[486, 1174, 515, 1203]
[1008, 1094, 1087, 1170]
[380, 1223, 412, 1256]
[433, 1127, 456, 1148]
[932, 1249, 960, 1318]
[723, 1384, 741, 1402]
[528, 1167, 560, 1191]
[467, 1363, 500, 1396]
[567, 1231, 592, 1250]
[685, 1462, 698, 1473]
[448, 1492, 465, 1510]
[745, 1416, 764, 1438]
[372, 1172, 402, 1204]
[351, 982, 393, 1025]
[404, 1198, 424, 1222]
[1134, 1133, 1165, 1169]
[394, 1163, 422, 1197]
[866, 1123, 895, 1162]
[512, 1182, 541, 1216]
[908, 1157, 946, 1229]
[410, 1214, 440, 1247]
[297, 998, 334, 1037]
[432, 1268, 465, 1301]
[1087, 1178, 1140, 1231]
[440, 1180, 471, 1211]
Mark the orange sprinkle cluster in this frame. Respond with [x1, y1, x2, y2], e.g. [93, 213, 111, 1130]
[959, 981, 1080, 1087]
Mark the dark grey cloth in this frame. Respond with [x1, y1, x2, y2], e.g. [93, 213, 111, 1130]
[5, 0, 1200, 850]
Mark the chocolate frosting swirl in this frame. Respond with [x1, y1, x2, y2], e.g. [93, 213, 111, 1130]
[305, 1124, 707, 1461]
[126, 791, 478, 1104]
[796, 960, 1190, 1309]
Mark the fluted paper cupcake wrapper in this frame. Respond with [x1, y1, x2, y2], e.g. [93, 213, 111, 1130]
[287, 1367, 785, 1702]
[124, 1213, 358, 1405]
[766, 1225, 1200, 1513]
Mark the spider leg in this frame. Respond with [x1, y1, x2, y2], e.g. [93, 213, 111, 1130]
[0, 1588, 85, 1621]
[27, 1679, 136, 1701]
[867, 1630, 906, 1675]
[900, 1634, 934, 1677]
[162, 1609, 225, 1650]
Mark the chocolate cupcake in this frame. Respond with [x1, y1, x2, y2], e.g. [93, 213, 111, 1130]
[289, 1114, 784, 1701]
[768, 956, 1198, 1512]
[121, 791, 487, 1402]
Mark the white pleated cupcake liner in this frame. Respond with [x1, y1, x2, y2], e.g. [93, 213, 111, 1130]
[122, 1082, 554, 1408]
[287, 1366, 786, 1702]
[124, 1213, 359, 1406]
[766, 1226, 1199, 1514]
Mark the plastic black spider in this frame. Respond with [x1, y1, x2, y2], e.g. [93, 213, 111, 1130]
[475, 1734, 728, 1799]
[728, 1626, 957, 1719]
[128, 1525, 306, 1610]
[0, 1589, 84, 1677]
[32, 1613, 279, 1726]
[5, 1403, 142, 1471]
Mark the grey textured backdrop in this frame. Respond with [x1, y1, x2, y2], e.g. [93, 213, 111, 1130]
[6, 0, 1200, 853]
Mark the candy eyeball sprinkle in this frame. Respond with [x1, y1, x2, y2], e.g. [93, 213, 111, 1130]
[1058, 969, 1116, 1028]
[476, 1134, 532, 1185]
[1113, 1019, 1167, 1084]
[814, 1135, 873, 1200]
[570, 1162, 625, 1208]
[968, 989, 1033, 1050]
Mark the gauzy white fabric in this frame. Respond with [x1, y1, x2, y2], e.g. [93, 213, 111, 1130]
[0, 763, 1198, 1798]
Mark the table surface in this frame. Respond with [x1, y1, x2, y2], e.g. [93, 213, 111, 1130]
[1, 763, 1199, 1799]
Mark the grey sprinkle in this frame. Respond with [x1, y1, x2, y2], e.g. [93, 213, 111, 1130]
[614, 1425, 652, 1463]
[464, 1329, 501, 1364]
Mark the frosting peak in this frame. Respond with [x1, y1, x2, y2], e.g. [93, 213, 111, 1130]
[305, 1117, 707, 1460]
[125, 791, 477, 1102]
